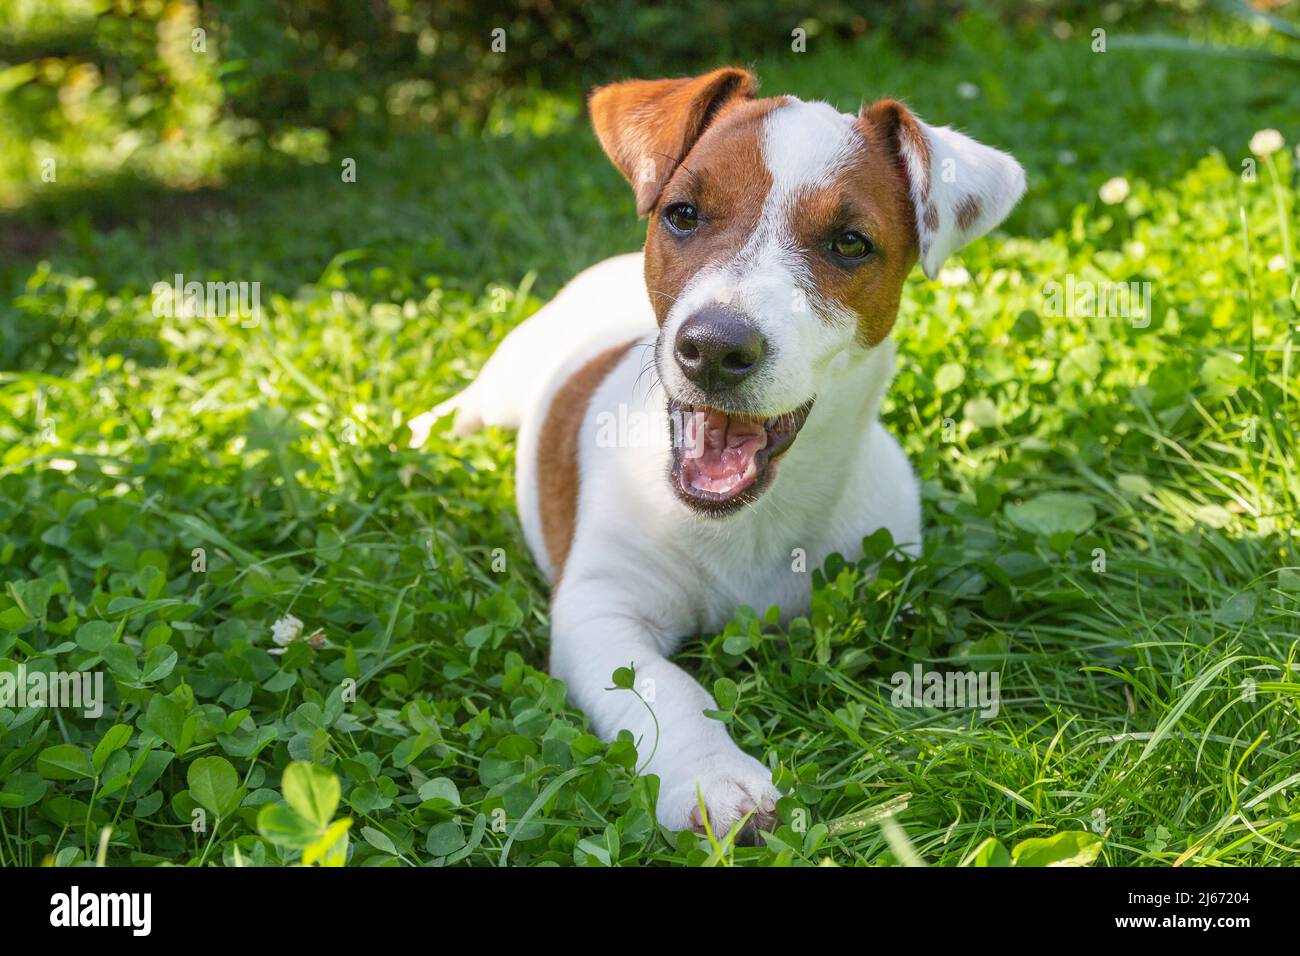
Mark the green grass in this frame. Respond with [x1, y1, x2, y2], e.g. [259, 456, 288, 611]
[1, 21, 1298, 867]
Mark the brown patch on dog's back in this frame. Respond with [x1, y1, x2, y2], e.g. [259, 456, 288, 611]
[537, 341, 637, 583]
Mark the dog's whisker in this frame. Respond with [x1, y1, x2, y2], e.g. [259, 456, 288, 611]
[645, 288, 680, 306]
[631, 358, 658, 403]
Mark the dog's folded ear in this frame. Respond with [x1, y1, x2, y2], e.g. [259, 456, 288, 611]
[589, 68, 756, 216]
[861, 99, 1025, 280]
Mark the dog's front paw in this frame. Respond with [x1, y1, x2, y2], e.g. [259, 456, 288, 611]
[656, 748, 781, 846]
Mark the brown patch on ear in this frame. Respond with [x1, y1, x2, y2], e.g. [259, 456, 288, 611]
[955, 194, 982, 231]
[589, 68, 757, 216]
[536, 340, 637, 584]
[923, 202, 939, 232]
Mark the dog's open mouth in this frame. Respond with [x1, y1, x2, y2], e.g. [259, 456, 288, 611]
[668, 398, 813, 514]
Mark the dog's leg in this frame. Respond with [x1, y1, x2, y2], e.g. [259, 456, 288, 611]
[408, 253, 652, 447]
[406, 327, 534, 444]
[550, 590, 781, 844]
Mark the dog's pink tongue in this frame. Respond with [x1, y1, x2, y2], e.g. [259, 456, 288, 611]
[682, 409, 767, 497]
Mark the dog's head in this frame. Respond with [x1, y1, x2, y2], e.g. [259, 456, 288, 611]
[590, 68, 1025, 515]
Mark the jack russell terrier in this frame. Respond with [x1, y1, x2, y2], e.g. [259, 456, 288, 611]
[409, 68, 1025, 844]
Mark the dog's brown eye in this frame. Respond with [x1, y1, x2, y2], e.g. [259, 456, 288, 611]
[831, 231, 873, 259]
[665, 202, 699, 234]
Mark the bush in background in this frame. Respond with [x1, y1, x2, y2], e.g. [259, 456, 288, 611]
[0, 0, 1220, 212]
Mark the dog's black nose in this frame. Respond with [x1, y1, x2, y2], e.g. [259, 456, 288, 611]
[673, 308, 766, 389]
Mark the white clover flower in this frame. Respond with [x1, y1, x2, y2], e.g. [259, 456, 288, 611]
[271, 614, 304, 648]
[1098, 176, 1130, 205]
[956, 82, 980, 100]
[939, 265, 970, 287]
[1249, 128, 1284, 157]
[269, 614, 325, 655]
[1267, 254, 1287, 272]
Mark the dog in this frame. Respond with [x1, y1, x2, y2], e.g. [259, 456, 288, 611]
[409, 68, 1025, 843]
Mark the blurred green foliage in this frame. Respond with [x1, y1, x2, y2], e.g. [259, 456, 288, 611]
[0, 0, 1226, 213]
[0, 0, 251, 211]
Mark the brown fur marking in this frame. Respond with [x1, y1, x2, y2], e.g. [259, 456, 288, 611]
[537, 341, 637, 583]
[642, 97, 783, 327]
[955, 194, 982, 231]
[592, 77, 939, 365]
[802, 111, 920, 346]
[923, 202, 940, 232]
[864, 99, 931, 206]
[638, 92, 924, 347]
